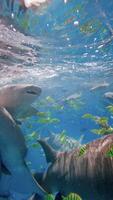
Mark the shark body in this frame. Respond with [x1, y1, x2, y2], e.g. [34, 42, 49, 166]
[34, 135, 113, 200]
[0, 107, 45, 197]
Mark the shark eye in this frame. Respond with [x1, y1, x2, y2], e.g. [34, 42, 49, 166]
[26, 90, 37, 95]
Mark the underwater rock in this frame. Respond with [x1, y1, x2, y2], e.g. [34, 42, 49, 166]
[104, 92, 113, 100]
[34, 135, 113, 200]
[0, 107, 45, 197]
[90, 82, 109, 91]
[45, 133, 83, 151]
[0, 84, 41, 123]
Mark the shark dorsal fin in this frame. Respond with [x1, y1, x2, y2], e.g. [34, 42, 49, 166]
[38, 139, 57, 163]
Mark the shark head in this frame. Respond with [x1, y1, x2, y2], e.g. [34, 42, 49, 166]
[0, 84, 41, 111]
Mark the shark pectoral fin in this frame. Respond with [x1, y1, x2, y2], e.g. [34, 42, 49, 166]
[1, 163, 11, 175]
[37, 139, 58, 163]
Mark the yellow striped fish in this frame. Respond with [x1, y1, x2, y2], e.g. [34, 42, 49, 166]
[63, 193, 82, 200]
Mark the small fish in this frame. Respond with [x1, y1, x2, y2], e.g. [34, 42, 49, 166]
[90, 82, 109, 91]
[45, 132, 83, 151]
[77, 145, 87, 157]
[104, 92, 113, 100]
[65, 93, 81, 101]
[80, 19, 102, 34]
[25, 131, 38, 141]
[37, 112, 47, 118]
[82, 113, 96, 120]
[46, 96, 55, 103]
[106, 105, 113, 113]
[31, 143, 40, 148]
[38, 117, 60, 124]
[106, 146, 113, 157]
[63, 193, 82, 200]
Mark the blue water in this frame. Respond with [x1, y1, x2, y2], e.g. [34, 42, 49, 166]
[0, 0, 113, 199]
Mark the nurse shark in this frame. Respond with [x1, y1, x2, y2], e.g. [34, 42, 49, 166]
[0, 107, 45, 197]
[34, 135, 113, 200]
[0, 84, 41, 123]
